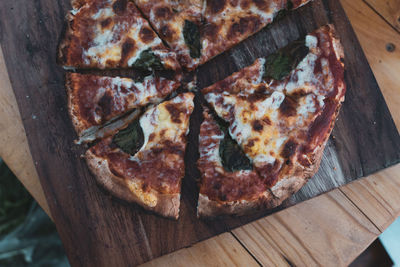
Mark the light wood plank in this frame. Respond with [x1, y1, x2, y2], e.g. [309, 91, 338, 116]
[0, 47, 50, 216]
[340, 164, 400, 232]
[341, 0, 400, 129]
[233, 190, 381, 267]
[365, 0, 400, 32]
[139, 233, 260, 267]
[338, 0, 400, 233]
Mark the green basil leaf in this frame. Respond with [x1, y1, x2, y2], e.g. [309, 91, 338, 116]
[183, 20, 201, 58]
[132, 48, 164, 71]
[219, 134, 253, 172]
[264, 39, 309, 81]
[112, 117, 144, 155]
[213, 116, 252, 172]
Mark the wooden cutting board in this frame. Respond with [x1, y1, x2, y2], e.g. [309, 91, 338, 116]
[1, 0, 399, 266]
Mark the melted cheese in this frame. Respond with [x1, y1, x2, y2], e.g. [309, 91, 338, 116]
[206, 89, 289, 167]
[81, 7, 163, 68]
[66, 0, 176, 69]
[135, 0, 203, 69]
[138, 93, 194, 154]
[200, 0, 287, 63]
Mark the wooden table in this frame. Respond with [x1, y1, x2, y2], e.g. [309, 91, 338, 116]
[0, 0, 399, 265]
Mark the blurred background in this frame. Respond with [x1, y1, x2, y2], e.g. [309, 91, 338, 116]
[0, 158, 69, 266]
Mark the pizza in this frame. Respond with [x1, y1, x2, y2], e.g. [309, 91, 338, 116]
[66, 72, 180, 143]
[85, 93, 194, 219]
[132, 0, 312, 70]
[57, 0, 346, 219]
[58, 0, 180, 71]
[199, 25, 345, 217]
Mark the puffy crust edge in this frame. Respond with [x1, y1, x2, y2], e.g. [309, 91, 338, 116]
[58, 9, 76, 67]
[197, 192, 275, 218]
[197, 142, 324, 218]
[269, 140, 326, 206]
[269, 102, 343, 207]
[85, 149, 181, 219]
[65, 73, 85, 136]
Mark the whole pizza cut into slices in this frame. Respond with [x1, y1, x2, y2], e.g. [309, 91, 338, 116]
[85, 92, 194, 219]
[198, 25, 345, 217]
[58, 0, 180, 71]
[133, 0, 312, 70]
[66, 72, 180, 143]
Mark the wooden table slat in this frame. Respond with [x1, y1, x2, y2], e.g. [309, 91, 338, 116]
[139, 233, 260, 267]
[365, 0, 400, 32]
[232, 190, 381, 267]
[340, 164, 400, 232]
[343, 0, 400, 129]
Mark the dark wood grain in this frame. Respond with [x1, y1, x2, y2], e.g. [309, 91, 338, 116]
[0, 0, 399, 266]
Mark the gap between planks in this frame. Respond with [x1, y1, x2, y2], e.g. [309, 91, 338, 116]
[230, 189, 381, 266]
[364, 0, 400, 33]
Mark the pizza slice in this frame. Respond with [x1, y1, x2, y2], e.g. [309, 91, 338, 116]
[199, 0, 312, 67]
[66, 72, 180, 143]
[133, 0, 204, 71]
[58, 0, 180, 71]
[197, 108, 279, 217]
[199, 25, 345, 217]
[85, 93, 194, 219]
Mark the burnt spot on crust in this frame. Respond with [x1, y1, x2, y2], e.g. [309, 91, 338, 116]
[207, 0, 226, 14]
[121, 38, 136, 64]
[155, 6, 173, 20]
[105, 59, 118, 68]
[201, 22, 219, 39]
[246, 90, 268, 103]
[165, 104, 182, 124]
[281, 139, 298, 159]
[148, 133, 156, 142]
[245, 138, 257, 149]
[252, 120, 263, 131]
[101, 18, 112, 29]
[240, 0, 251, 9]
[258, 160, 280, 187]
[227, 16, 261, 40]
[253, 0, 268, 10]
[139, 27, 156, 43]
[279, 96, 298, 117]
[141, 182, 150, 192]
[112, 0, 127, 15]
[159, 129, 167, 138]
[212, 182, 221, 190]
[298, 151, 312, 166]
[97, 92, 114, 121]
[160, 25, 175, 40]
